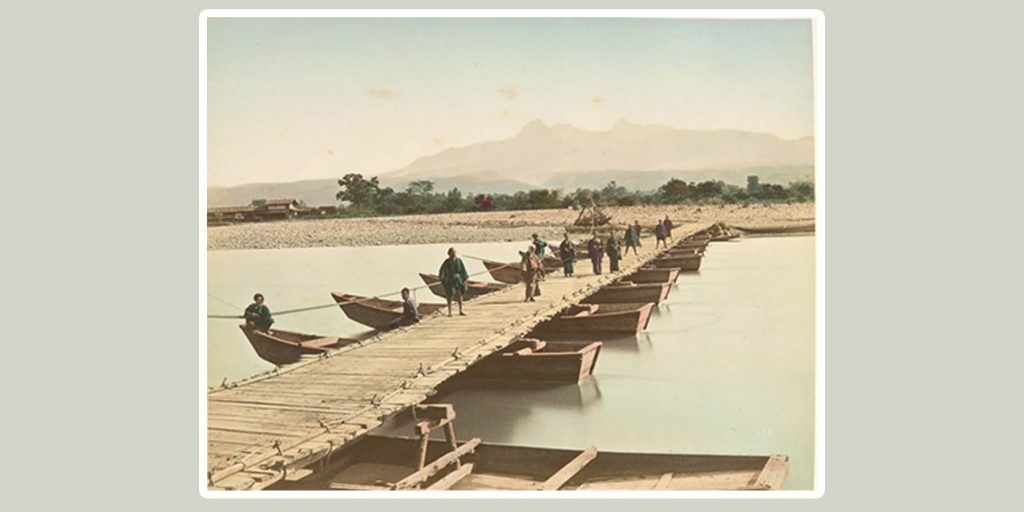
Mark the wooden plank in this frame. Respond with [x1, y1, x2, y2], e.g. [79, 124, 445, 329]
[540, 446, 598, 490]
[751, 455, 789, 490]
[392, 438, 481, 490]
[651, 472, 674, 490]
[426, 463, 474, 490]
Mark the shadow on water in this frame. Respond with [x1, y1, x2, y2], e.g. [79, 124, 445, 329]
[373, 378, 604, 442]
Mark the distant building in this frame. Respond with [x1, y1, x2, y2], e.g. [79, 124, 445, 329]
[207, 199, 309, 225]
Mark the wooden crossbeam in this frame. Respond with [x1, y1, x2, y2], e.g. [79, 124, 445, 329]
[425, 463, 474, 490]
[393, 438, 481, 490]
[539, 446, 598, 490]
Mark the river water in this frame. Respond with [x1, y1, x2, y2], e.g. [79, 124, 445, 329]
[207, 235, 816, 489]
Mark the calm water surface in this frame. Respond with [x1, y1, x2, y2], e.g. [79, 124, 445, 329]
[207, 236, 816, 489]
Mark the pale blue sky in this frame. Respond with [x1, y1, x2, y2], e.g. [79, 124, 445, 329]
[207, 18, 814, 186]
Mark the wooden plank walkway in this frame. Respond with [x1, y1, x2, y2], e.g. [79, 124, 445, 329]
[206, 223, 708, 490]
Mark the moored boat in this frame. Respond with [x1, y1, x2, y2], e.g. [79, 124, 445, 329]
[582, 281, 671, 305]
[650, 254, 703, 271]
[732, 223, 814, 235]
[530, 302, 655, 337]
[482, 259, 523, 284]
[278, 434, 790, 491]
[418, 273, 507, 300]
[666, 246, 706, 256]
[460, 338, 602, 383]
[331, 292, 446, 330]
[627, 267, 680, 284]
[239, 325, 359, 366]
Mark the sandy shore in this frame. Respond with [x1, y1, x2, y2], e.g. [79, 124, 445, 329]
[207, 202, 815, 250]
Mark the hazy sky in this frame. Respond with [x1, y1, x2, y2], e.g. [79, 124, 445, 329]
[207, 18, 814, 187]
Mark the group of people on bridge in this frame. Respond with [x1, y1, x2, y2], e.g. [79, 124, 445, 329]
[243, 216, 675, 332]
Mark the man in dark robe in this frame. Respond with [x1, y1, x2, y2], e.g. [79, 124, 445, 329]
[558, 233, 576, 276]
[663, 216, 674, 240]
[623, 221, 640, 256]
[587, 234, 604, 275]
[606, 233, 623, 272]
[655, 220, 668, 249]
[438, 247, 468, 316]
[243, 293, 274, 332]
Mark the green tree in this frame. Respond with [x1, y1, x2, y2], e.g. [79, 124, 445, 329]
[747, 175, 760, 195]
[336, 173, 382, 208]
[659, 178, 691, 203]
[406, 180, 435, 196]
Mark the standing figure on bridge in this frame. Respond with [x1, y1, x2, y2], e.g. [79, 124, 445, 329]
[520, 246, 543, 302]
[531, 233, 549, 259]
[438, 247, 468, 316]
[606, 232, 623, 272]
[587, 234, 605, 275]
[243, 293, 274, 332]
[531, 233, 549, 280]
[558, 233, 576, 277]
[623, 221, 640, 256]
[654, 220, 669, 249]
[663, 216, 674, 241]
[387, 287, 420, 330]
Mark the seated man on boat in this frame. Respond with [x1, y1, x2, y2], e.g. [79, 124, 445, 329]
[386, 288, 420, 330]
[438, 247, 468, 317]
[243, 293, 274, 332]
[520, 245, 543, 302]
[558, 233, 576, 277]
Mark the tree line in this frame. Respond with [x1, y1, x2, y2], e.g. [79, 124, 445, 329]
[332, 173, 814, 217]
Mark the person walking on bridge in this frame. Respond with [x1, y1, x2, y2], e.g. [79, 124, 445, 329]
[520, 245, 543, 302]
[655, 220, 669, 249]
[243, 293, 274, 332]
[438, 247, 468, 316]
[606, 232, 623, 272]
[587, 234, 605, 275]
[558, 233, 576, 277]
[663, 216, 674, 241]
[624, 221, 640, 256]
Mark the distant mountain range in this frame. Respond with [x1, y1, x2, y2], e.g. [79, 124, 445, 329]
[208, 120, 814, 207]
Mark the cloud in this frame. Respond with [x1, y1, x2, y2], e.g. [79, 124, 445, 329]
[591, 96, 605, 106]
[498, 85, 518, 100]
[501, 109, 513, 119]
[431, 137, 444, 146]
[367, 88, 397, 100]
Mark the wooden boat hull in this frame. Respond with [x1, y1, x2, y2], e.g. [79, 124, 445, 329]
[666, 247, 706, 256]
[482, 260, 522, 284]
[418, 273, 505, 300]
[542, 254, 564, 271]
[531, 303, 655, 337]
[732, 223, 815, 235]
[627, 268, 680, 284]
[239, 325, 356, 366]
[279, 435, 789, 491]
[650, 255, 702, 271]
[582, 282, 670, 305]
[331, 292, 445, 330]
[463, 340, 602, 383]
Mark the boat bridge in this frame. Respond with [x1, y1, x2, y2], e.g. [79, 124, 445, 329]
[206, 223, 711, 490]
